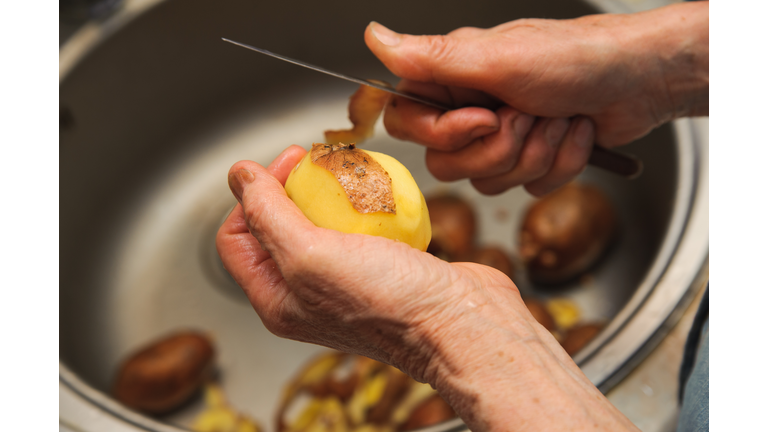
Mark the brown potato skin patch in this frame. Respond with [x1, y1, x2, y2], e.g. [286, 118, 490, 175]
[311, 143, 396, 215]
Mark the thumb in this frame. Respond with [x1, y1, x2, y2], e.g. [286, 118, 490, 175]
[227, 159, 317, 266]
[365, 21, 491, 90]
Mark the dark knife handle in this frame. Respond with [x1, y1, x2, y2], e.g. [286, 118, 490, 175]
[588, 146, 643, 179]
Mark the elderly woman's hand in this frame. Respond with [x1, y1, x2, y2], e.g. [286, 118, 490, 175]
[365, 2, 708, 196]
[216, 146, 640, 432]
[215, 145, 521, 380]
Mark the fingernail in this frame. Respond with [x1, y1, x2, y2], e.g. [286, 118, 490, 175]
[469, 124, 499, 141]
[512, 114, 535, 140]
[228, 168, 255, 202]
[574, 117, 594, 148]
[545, 118, 570, 148]
[370, 21, 402, 47]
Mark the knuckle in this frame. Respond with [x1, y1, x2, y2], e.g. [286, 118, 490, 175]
[383, 112, 408, 141]
[426, 157, 455, 182]
[384, 126, 406, 141]
[448, 26, 480, 38]
[425, 153, 463, 182]
[281, 241, 320, 279]
[262, 314, 294, 339]
[551, 148, 592, 180]
[422, 118, 467, 151]
[486, 140, 519, 172]
[243, 201, 265, 234]
[437, 134, 466, 151]
[558, 158, 588, 179]
[524, 146, 557, 179]
[424, 35, 455, 76]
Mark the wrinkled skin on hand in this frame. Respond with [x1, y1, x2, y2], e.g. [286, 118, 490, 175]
[216, 145, 516, 383]
[365, 2, 708, 196]
[217, 147, 641, 432]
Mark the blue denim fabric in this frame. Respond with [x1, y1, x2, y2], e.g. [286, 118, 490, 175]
[677, 289, 709, 432]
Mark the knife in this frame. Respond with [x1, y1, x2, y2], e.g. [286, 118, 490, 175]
[222, 37, 643, 179]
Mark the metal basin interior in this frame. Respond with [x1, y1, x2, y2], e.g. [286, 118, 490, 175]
[59, 0, 706, 430]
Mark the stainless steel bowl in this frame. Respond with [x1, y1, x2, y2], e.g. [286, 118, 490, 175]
[59, 0, 709, 430]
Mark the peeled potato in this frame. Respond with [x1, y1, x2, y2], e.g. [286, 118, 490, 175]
[112, 331, 215, 414]
[285, 143, 431, 251]
[519, 183, 617, 285]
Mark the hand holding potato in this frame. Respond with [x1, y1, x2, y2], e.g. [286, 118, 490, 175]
[217, 147, 639, 432]
[217, 145, 505, 378]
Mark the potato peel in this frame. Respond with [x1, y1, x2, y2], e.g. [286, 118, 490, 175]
[545, 298, 582, 331]
[278, 353, 455, 432]
[191, 384, 262, 432]
[277, 351, 350, 431]
[324, 80, 392, 145]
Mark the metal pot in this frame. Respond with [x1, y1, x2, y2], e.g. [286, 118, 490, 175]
[59, 0, 708, 430]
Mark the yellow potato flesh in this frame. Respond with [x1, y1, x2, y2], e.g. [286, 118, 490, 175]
[285, 149, 431, 251]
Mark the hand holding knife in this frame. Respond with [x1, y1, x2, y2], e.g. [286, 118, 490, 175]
[222, 38, 642, 179]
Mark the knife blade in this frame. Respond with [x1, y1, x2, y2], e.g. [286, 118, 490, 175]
[222, 37, 643, 179]
[222, 38, 452, 111]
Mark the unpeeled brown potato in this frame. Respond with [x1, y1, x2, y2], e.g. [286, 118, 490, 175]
[523, 298, 556, 331]
[519, 183, 617, 285]
[112, 331, 215, 414]
[425, 195, 477, 261]
[466, 246, 515, 279]
[560, 323, 604, 356]
[399, 394, 456, 431]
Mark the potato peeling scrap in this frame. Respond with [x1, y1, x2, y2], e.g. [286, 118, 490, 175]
[277, 352, 456, 432]
[324, 80, 392, 145]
